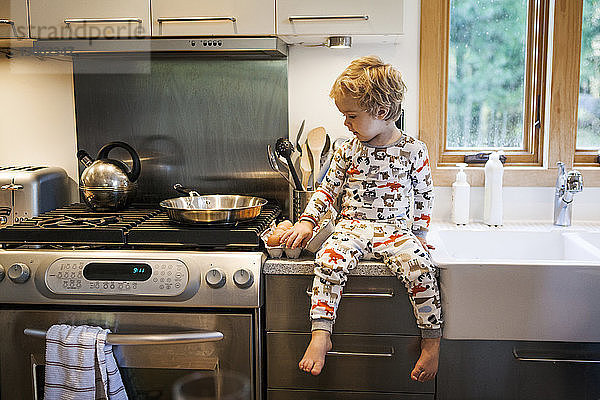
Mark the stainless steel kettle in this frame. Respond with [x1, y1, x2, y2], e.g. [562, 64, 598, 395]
[77, 141, 141, 211]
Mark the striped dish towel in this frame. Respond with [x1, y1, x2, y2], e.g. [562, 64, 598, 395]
[44, 324, 128, 400]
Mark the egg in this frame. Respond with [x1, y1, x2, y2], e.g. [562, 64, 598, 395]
[267, 232, 281, 247]
[267, 228, 286, 247]
[277, 220, 293, 229]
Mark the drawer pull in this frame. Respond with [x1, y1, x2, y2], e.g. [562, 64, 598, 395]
[306, 288, 394, 298]
[157, 16, 237, 24]
[327, 349, 394, 358]
[0, 19, 15, 25]
[513, 348, 600, 364]
[288, 15, 369, 22]
[64, 18, 143, 25]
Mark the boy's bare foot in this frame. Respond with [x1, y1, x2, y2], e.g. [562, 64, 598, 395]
[299, 330, 332, 376]
[411, 337, 440, 382]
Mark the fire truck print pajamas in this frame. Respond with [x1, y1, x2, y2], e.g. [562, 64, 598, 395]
[299, 135, 442, 338]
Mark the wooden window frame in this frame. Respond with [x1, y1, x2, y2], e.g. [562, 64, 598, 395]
[574, 0, 600, 166]
[419, 0, 600, 186]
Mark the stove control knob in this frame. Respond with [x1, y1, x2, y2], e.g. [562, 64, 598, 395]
[8, 263, 30, 283]
[233, 269, 254, 289]
[0, 264, 5, 282]
[205, 268, 226, 288]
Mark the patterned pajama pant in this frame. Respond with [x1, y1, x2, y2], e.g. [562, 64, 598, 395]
[311, 219, 443, 337]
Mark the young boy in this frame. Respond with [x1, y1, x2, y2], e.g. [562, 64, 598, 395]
[280, 56, 442, 382]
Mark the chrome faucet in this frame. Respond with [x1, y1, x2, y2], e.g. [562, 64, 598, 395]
[554, 162, 584, 226]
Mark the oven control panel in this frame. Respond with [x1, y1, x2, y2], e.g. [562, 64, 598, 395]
[45, 258, 189, 296]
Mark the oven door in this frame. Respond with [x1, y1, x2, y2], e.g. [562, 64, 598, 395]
[0, 308, 254, 400]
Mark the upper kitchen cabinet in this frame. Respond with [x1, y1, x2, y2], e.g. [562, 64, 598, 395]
[276, 0, 403, 37]
[151, 0, 275, 36]
[0, 0, 28, 38]
[29, 0, 151, 39]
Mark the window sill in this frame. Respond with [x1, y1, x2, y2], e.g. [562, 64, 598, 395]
[432, 165, 600, 187]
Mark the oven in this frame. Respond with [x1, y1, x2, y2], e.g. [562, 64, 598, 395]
[3, 309, 253, 400]
[0, 204, 280, 400]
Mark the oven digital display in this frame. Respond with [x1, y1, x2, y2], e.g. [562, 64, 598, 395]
[83, 263, 152, 281]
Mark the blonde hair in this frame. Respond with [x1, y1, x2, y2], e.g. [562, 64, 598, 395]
[330, 56, 406, 121]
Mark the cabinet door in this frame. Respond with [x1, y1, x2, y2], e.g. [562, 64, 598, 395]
[0, 0, 28, 38]
[29, 0, 150, 39]
[267, 332, 434, 394]
[265, 275, 420, 335]
[276, 0, 403, 36]
[437, 340, 600, 400]
[152, 0, 274, 36]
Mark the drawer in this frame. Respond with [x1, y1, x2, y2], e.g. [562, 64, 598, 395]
[0, 0, 28, 38]
[151, 0, 275, 36]
[277, 0, 403, 36]
[29, 0, 151, 39]
[268, 389, 434, 400]
[267, 332, 434, 393]
[265, 275, 420, 335]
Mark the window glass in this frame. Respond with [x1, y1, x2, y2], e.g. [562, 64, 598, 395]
[577, 0, 600, 149]
[447, 0, 528, 149]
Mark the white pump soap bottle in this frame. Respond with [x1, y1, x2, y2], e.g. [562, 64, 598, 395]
[483, 151, 504, 226]
[452, 163, 470, 225]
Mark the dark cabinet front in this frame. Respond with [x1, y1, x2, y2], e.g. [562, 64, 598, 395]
[265, 274, 431, 399]
[437, 339, 600, 400]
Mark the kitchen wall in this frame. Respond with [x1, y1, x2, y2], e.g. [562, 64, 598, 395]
[0, 55, 79, 200]
[0, 0, 597, 223]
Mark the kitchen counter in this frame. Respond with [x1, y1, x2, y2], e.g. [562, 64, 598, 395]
[263, 256, 393, 276]
[264, 221, 600, 275]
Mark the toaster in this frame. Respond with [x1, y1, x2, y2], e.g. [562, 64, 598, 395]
[0, 166, 70, 228]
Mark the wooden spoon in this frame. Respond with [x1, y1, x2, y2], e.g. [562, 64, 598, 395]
[306, 127, 327, 189]
[300, 142, 312, 190]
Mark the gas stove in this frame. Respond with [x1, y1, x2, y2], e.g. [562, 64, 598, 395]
[0, 202, 280, 400]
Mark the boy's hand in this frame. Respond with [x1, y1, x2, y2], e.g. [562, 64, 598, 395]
[417, 236, 435, 251]
[280, 220, 314, 249]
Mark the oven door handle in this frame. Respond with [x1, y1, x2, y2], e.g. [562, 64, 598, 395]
[24, 328, 224, 345]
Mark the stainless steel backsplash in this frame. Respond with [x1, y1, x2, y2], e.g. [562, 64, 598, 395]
[73, 54, 289, 212]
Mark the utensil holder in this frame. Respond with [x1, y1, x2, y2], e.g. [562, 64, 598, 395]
[292, 190, 315, 223]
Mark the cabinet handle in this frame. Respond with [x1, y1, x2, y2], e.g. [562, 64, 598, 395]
[288, 15, 369, 22]
[1, 184, 23, 191]
[24, 328, 223, 345]
[327, 349, 394, 358]
[306, 288, 394, 298]
[513, 348, 600, 364]
[0, 19, 15, 25]
[157, 16, 237, 24]
[64, 18, 143, 25]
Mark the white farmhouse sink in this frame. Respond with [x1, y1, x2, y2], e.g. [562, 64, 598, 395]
[431, 229, 600, 263]
[428, 224, 600, 342]
[577, 232, 600, 248]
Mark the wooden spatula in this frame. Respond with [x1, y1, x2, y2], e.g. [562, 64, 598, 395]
[300, 142, 312, 190]
[306, 126, 327, 189]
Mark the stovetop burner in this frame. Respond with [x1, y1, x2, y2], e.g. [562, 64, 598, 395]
[0, 203, 281, 249]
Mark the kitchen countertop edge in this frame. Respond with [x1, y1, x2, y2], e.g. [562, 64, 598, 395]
[263, 257, 393, 276]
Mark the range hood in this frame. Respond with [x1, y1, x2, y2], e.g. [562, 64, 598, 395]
[33, 37, 287, 57]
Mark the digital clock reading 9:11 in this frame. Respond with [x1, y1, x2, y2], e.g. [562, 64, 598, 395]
[82, 263, 153, 281]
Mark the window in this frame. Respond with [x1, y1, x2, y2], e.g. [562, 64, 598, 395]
[420, 0, 600, 186]
[435, 0, 549, 167]
[575, 0, 600, 165]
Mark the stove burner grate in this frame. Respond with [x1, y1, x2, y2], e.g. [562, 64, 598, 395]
[37, 215, 121, 229]
[0, 202, 281, 249]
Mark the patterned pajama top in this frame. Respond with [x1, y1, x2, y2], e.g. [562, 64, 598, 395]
[300, 134, 434, 238]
